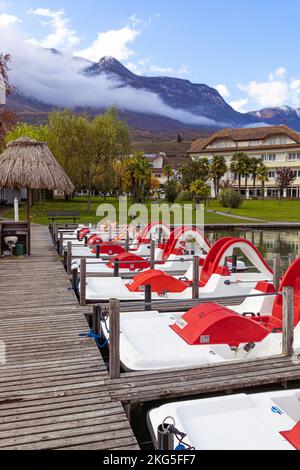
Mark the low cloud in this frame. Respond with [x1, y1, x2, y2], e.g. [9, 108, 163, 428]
[0, 13, 21, 27]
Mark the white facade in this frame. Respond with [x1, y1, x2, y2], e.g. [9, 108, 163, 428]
[189, 127, 300, 198]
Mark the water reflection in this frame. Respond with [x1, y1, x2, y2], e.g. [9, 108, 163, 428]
[205, 229, 300, 271]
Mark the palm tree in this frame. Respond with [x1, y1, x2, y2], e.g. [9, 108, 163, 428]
[190, 179, 211, 206]
[230, 152, 248, 195]
[209, 155, 227, 197]
[243, 155, 252, 198]
[257, 162, 269, 199]
[126, 152, 152, 203]
[249, 157, 261, 198]
[162, 164, 174, 182]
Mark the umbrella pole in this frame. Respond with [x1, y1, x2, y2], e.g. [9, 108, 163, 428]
[27, 188, 31, 255]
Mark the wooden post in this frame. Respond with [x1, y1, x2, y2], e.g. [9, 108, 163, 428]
[92, 304, 102, 337]
[54, 224, 58, 245]
[125, 229, 130, 252]
[84, 236, 88, 247]
[109, 299, 120, 379]
[114, 258, 119, 277]
[282, 286, 294, 357]
[59, 232, 64, 257]
[72, 267, 79, 293]
[26, 188, 31, 255]
[80, 258, 87, 306]
[96, 244, 100, 258]
[145, 284, 152, 311]
[150, 239, 156, 269]
[273, 254, 281, 290]
[67, 241, 72, 276]
[63, 249, 67, 271]
[192, 256, 200, 299]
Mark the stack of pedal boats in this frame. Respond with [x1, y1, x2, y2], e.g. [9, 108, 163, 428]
[59, 222, 300, 450]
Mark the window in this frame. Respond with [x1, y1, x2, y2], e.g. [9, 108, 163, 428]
[288, 153, 300, 161]
[268, 171, 276, 178]
[263, 154, 276, 162]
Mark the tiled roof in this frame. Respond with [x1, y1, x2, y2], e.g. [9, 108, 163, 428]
[188, 125, 300, 153]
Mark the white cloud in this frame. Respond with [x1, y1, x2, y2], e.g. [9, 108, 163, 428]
[75, 22, 140, 62]
[229, 98, 248, 112]
[148, 64, 190, 77]
[27, 8, 81, 50]
[0, 13, 21, 27]
[215, 84, 230, 99]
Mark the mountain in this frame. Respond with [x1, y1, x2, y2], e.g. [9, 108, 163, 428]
[9, 54, 299, 132]
[248, 106, 300, 131]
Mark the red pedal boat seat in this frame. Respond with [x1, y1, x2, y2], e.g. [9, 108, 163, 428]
[106, 252, 151, 271]
[170, 303, 269, 347]
[127, 270, 189, 294]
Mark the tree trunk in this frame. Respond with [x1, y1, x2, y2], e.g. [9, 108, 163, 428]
[238, 175, 241, 195]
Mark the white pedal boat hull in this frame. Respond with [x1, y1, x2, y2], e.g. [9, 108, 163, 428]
[148, 389, 300, 450]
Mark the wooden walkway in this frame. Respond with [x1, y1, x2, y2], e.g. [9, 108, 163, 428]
[0, 225, 139, 450]
[106, 355, 300, 406]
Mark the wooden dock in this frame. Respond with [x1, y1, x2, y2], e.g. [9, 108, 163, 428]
[106, 355, 300, 406]
[0, 225, 139, 450]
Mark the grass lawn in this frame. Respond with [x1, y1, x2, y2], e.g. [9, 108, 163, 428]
[208, 199, 300, 222]
[5, 197, 242, 226]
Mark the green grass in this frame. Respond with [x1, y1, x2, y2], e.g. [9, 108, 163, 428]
[8, 197, 300, 225]
[208, 199, 300, 222]
[5, 196, 242, 226]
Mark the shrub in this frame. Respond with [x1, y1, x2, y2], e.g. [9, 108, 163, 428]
[219, 189, 243, 209]
[177, 191, 193, 201]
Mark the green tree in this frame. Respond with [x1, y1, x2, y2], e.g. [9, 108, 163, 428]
[180, 158, 210, 190]
[164, 180, 178, 205]
[249, 157, 261, 198]
[209, 155, 227, 197]
[257, 162, 269, 199]
[125, 152, 152, 203]
[230, 152, 248, 195]
[162, 164, 174, 182]
[190, 179, 211, 206]
[5, 123, 50, 143]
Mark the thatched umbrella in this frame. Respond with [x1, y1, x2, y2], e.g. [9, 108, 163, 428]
[0, 137, 74, 254]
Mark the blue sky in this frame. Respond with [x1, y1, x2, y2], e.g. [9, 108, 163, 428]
[1, 0, 300, 113]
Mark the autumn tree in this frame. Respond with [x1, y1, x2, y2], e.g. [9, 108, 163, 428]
[275, 167, 296, 202]
[0, 54, 16, 148]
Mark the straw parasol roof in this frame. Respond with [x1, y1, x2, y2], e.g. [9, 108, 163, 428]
[0, 137, 74, 194]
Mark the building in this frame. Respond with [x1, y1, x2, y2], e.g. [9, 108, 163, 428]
[188, 125, 300, 198]
[0, 188, 27, 205]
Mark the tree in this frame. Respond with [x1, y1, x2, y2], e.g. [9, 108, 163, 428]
[248, 157, 261, 197]
[209, 155, 227, 197]
[0, 54, 15, 96]
[275, 167, 296, 202]
[162, 164, 174, 182]
[190, 179, 211, 206]
[125, 152, 152, 203]
[5, 123, 50, 143]
[257, 162, 269, 199]
[180, 158, 210, 191]
[150, 176, 160, 198]
[230, 152, 248, 195]
[164, 180, 178, 205]
[0, 54, 16, 148]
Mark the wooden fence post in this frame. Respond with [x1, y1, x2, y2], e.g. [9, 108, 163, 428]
[80, 258, 87, 306]
[192, 256, 200, 300]
[273, 254, 281, 290]
[109, 298, 120, 379]
[72, 267, 79, 293]
[67, 241, 72, 276]
[282, 286, 294, 357]
[59, 232, 64, 257]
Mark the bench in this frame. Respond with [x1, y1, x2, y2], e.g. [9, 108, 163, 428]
[48, 211, 80, 223]
[0, 200, 7, 209]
